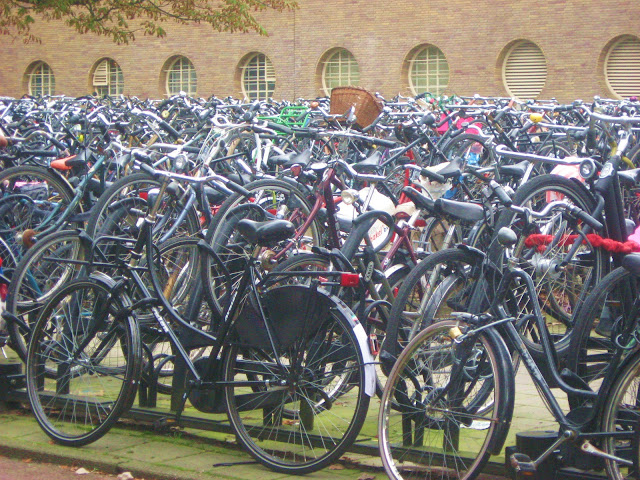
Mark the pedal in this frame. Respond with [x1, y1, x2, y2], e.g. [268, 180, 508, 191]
[510, 453, 537, 478]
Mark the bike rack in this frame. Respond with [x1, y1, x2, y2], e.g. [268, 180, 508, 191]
[0, 358, 612, 480]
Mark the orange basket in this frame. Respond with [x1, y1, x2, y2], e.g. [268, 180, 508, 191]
[329, 86, 383, 129]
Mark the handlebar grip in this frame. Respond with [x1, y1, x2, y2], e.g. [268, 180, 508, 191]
[494, 109, 507, 122]
[292, 127, 319, 138]
[586, 125, 597, 151]
[420, 167, 446, 184]
[181, 146, 201, 154]
[574, 208, 603, 231]
[266, 121, 293, 135]
[133, 150, 152, 163]
[371, 137, 397, 148]
[159, 121, 180, 139]
[138, 162, 157, 177]
[361, 114, 382, 133]
[490, 181, 512, 207]
[49, 137, 68, 150]
[433, 112, 453, 128]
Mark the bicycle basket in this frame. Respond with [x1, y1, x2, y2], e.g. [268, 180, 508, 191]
[234, 285, 331, 348]
[330, 86, 383, 129]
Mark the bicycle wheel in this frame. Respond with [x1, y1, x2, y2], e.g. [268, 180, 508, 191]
[599, 348, 640, 480]
[492, 174, 604, 355]
[565, 267, 638, 408]
[268, 252, 408, 398]
[6, 229, 89, 362]
[378, 319, 513, 480]
[138, 236, 213, 394]
[26, 275, 141, 446]
[0, 164, 79, 263]
[441, 133, 495, 167]
[86, 172, 200, 267]
[412, 216, 460, 255]
[223, 286, 371, 474]
[383, 247, 483, 369]
[202, 178, 322, 315]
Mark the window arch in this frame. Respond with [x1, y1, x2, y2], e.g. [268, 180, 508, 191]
[164, 56, 197, 96]
[92, 58, 124, 96]
[406, 45, 449, 96]
[240, 53, 276, 100]
[502, 40, 547, 100]
[604, 36, 640, 99]
[27, 62, 55, 96]
[320, 48, 360, 96]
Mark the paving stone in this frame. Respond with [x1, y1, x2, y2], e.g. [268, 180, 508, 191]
[116, 440, 206, 462]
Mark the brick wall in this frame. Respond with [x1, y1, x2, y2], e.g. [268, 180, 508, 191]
[0, 0, 638, 102]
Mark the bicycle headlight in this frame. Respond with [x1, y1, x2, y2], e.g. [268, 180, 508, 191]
[341, 189, 358, 205]
[579, 158, 597, 180]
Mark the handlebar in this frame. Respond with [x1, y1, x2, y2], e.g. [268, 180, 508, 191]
[511, 200, 603, 231]
[495, 144, 582, 166]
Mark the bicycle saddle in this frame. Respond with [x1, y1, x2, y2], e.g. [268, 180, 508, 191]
[236, 219, 296, 246]
[352, 151, 382, 173]
[622, 253, 640, 276]
[401, 186, 436, 213]
[437, 198, 484, 222]
[268, 148, 312, 169]
[499, 160, 529, 178]
[435, 157, 463, 178]
[402, 186, 484, 222]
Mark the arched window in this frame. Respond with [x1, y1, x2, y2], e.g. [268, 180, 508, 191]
[407, 45, 449, 96]
[321, 48, 360, 96]
[502, 41, 547, 99]
[605, 36, 640, 99]
[240, 53, 276, 100]
[28, 62, 55, 96]
[165, 56, 197, 96]
[92, 58, 124, 96]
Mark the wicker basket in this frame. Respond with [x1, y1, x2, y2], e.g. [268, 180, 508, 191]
[330, 86, 383, 129]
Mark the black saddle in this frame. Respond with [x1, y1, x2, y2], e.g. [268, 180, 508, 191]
[402, 186, 484, 222]
[499, 160, 529, 178]
[236, 219, 296, 246]
[352, 151, 382, 173]
[437, 157, 463, 179]
[268, 149, 312, 169]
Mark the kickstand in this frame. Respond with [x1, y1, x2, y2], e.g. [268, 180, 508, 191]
[175, 381, 196, 425]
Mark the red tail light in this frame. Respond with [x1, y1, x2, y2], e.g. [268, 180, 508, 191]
[340, 273, 359, 287]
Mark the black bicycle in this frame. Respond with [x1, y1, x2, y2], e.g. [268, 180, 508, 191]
[23, 161, 375, 474]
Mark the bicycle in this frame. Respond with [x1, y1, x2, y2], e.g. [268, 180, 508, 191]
[378, 221, 640, 480]
[24, 163, 375, 474]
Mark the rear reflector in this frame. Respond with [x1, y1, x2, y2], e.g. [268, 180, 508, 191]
[340, 273, 359, 287]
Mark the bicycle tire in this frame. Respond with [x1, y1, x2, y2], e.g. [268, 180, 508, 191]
[383, 247, 483, 369]
[599, 347, 640, 480]
[222, 285, 371, 474]
[0, 164, 80, 265]
[26, 275, 141, 446]
[565, 266, 638, 408]
[6, 229, 89, 362]
[137, 236, 213, 394]
[491, 173, 604, 357]
[85, 172, 200, 267]
[378, 319, 513, 480]
[268, 252, 409, 398]
[202, 178, 322, 316]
